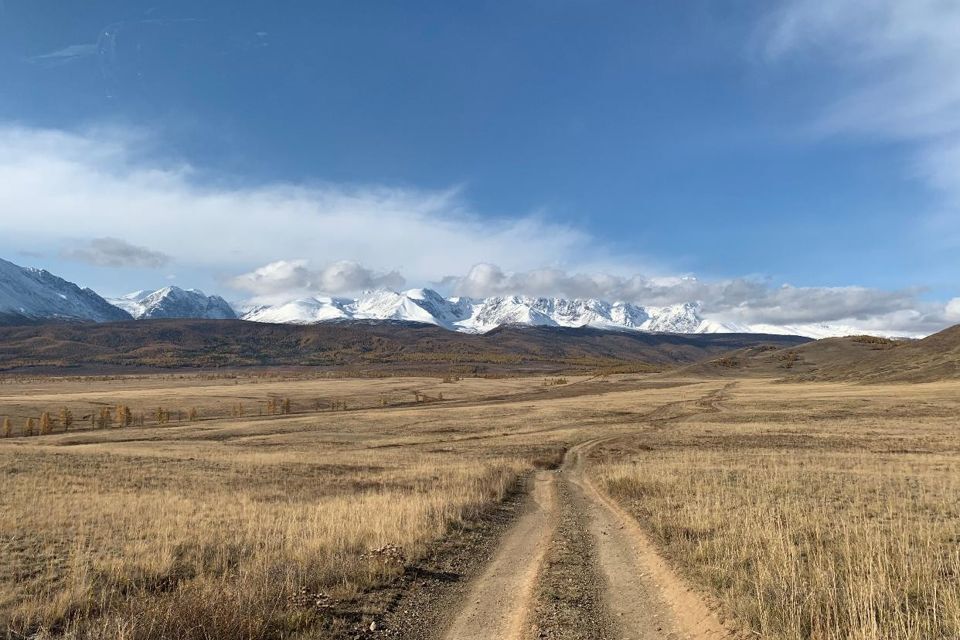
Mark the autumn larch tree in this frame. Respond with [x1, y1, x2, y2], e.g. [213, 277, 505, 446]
[39, 412, 52, 435]
[60, 408, 73, 431]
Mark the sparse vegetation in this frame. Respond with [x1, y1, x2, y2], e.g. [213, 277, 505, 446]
[712, 356, 740, 368]
[595, 381, 960, 640]
[776, 350, 801, 368]
[851, 335, 899, 346]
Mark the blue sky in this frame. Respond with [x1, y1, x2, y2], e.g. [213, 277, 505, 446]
[0, 1, 958, 333]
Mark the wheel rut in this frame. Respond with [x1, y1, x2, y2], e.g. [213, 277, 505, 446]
[439, 470, 557, 640]
[568, 439, 730, 640]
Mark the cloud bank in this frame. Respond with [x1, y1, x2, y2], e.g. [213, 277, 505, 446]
[0, 126, 594, 286]
[436, 263, 951, 335]
[0, 124, 955, 336]
[225, 259, 953, 336]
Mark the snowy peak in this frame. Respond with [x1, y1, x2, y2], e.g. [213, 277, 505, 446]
[641, 302, 704, 333]
[349, 289, 442, 325]
[243, 297, 350, 324]
[109, 286, 236, 320]
[239, 289, 733, 335]
[454, 296, 649, 332]
[0, 258, 131, 323]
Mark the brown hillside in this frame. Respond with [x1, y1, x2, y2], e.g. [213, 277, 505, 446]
[689, 324, 960, 382]
[0, 319, 809, 374]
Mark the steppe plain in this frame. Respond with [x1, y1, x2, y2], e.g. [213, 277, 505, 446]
[1, 370, 958, 639]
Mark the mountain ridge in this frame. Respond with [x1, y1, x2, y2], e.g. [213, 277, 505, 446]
[109, 286, 237, 320]
[0, 258, 131, 323]
[239, 289, 748, 335]
[0, 258, 924, 339]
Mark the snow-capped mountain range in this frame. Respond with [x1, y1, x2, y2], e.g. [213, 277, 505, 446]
[0, 258, 891, 338]
[109, 287, 236, 320]
[241, 288, 744, 334]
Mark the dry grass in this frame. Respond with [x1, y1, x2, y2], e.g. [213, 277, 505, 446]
[595, 380, 960, 640]
[0, 372, 592, 434]
[0, 372, 597, 639]
[1, 446, 526, 639]
[2, 373, 959, 639]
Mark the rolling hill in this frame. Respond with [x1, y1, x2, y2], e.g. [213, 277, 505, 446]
[0, 319, 810, 374]
[690, 324, 960, 382]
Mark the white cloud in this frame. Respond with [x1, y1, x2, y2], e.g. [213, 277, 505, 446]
[0, 125, 599, 288]
[61, 236, 171, 268]
[946, 298, 960, 322]
[760, 0, 960, 242]
[231, 259, 405, 302]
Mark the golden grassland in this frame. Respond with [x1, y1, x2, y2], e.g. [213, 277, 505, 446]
[594, 381, 960, 640]
[0, 372, 594, 435]
[1, 373, 958, 639]
[0, 373, 626, 639]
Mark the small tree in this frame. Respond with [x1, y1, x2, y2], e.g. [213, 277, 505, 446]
[188, 407, 199, 422]
[116, 405, 132, 428]
[98, 407, 113, 429]
[39, 412, 52, 435]
[60, 408, 73, 431]
[2, 417, 11, 438]
[24, 418, 36, 437]
[281, 398, 291, 414]
[266, 398, 277, 415]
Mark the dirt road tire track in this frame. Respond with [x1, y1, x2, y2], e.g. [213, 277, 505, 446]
[439, 471, 558, 640]
[570, 439, 733, 640]
[531, 469, 609, 639]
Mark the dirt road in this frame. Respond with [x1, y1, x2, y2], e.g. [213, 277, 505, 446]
[440, 471, 557, 640]
[434, 437, 732, 640]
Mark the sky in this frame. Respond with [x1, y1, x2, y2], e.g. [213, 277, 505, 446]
[0, 0, 958, 334]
